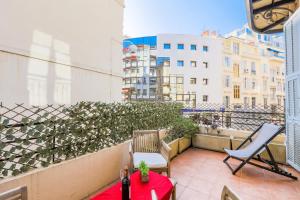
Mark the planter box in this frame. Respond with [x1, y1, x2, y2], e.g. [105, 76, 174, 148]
[199, 125, 286, 144]
[178, 137, 191, 153]
[168, 139, 179, 160]
[192, 134, 230, 152]
[192, 133, 287, 164]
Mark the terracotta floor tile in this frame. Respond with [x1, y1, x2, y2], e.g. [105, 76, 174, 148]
[175, 184, 186, 199]
[178, 187, 210, 200]
[171, 148, 300, 200]
[187, 177, 214, 195]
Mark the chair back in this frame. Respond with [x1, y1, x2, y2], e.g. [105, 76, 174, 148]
[221, 185, 239, 200]
[245, 123, 283, 155]
[132, 130, 160, 153]
[0, 186, 27, 200]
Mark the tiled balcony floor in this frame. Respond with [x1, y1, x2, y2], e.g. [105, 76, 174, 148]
[171, 148, 300, 200]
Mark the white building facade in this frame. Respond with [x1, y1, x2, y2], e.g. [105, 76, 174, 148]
[0, 0, 124, 106]
[123, 34, 224, 106]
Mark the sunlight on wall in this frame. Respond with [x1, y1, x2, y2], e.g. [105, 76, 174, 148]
[27, 30, 51, 106]
[53, 39, 71, 104]
[27, 30, 72, 106]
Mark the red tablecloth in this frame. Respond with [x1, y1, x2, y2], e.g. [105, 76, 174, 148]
[91, 171, 173, 200]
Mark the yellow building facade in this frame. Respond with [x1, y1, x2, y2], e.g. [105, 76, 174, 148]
[222, 35, 285, 108]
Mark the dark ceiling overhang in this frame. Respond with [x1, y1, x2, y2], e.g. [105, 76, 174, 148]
[246, 0, 299, 34]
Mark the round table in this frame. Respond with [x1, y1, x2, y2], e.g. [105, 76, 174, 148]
[90, 171, 173, 200]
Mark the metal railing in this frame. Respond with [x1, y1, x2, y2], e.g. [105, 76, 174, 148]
[182, 103, 285, 131]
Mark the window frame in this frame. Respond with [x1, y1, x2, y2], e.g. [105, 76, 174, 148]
[163, 43, 171, 49]
[177, 43, 184, 50]
[177, 60, 184, 67]
[190, 44, 197, 51]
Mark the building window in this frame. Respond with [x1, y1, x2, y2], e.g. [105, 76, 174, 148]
[190, 78, 197, 84]
[233, 42, 239, 55]
[203, 78, 208, 85]
[252, 80, 256, 90]
[251, 62, 256, 75]
[191, 44, 197, 51]
[233, 64, 240, 78]
[176, 94, 183, 101]
[263, 64, 268, 73]
[224, 96, 230, 107]
[190, 61, 197, 67]
[224, 57, 231, 67]
[203, 62, 208, 68]
[251, 97, 256, 108]
[203, 45, 208, 52]
[149, 88, 156, 96]
[244, 97, 249, 106]
[263, 80, 267, 91]
[244, 77, 248, 89]
[203, 95, 208, 102]
[177, 44, 184, 50]
[177, 60, 184, 67]
[264, 98, 268, 108]
[278, 97, 281, 106]
[225, 76, 230, 87]
[271, 88, 276, 100]
[242, 60, 248, 73]
[149, 77, 157, 85]
[163, 43, 171, 49]
[177, 77, 184, 84]
[233, 85, 240, 99]
[142, 89, 147, 96]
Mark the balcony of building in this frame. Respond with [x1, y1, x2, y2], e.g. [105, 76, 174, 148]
[170, 148, 299, 200]
[0, 102, 299, 200]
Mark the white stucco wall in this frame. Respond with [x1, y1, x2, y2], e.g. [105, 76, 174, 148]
[0, 0, 124, 105]
[156, 34, 223, 105]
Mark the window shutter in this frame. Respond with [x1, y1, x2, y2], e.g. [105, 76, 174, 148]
[284, 9, 300, 171]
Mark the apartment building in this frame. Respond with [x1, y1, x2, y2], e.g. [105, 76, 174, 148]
[222, 25, 285, 108]
[123, 25, 285, 108]
[0, 0, 124, 106]
[123, 34, 223, 107]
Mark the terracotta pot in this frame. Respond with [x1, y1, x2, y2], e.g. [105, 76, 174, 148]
[141, 174, 149, 183]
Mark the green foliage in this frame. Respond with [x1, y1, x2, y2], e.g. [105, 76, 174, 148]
[164, 116, 199, 143]
[0, 101, 182, 178]
[138, 161, 149, 176]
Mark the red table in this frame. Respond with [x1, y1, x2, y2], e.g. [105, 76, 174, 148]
[90, 171, 173, 200]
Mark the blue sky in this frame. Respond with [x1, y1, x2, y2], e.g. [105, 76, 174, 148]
[124, 0, 247, 37]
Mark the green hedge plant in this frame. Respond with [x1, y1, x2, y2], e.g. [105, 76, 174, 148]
[0, 101, 183, 178]
[164, 116, 199, 143]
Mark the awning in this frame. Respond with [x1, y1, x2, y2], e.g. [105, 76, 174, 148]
[245, 0, 299, 33]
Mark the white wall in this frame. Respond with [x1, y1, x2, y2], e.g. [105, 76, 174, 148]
[156, 34, 223, 105]
[0, 0, 124, 106]
[0, 141, 130, 200]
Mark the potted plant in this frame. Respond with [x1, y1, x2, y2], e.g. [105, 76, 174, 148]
[169, 116, 199, 153]
[138, 161, 149, 183]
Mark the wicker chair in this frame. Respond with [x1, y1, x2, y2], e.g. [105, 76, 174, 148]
[130, 130, 171, 177]
[0, 186, 27, 200]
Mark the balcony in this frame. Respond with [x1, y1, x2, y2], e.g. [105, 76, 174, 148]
[171, 148, 300, 200]
[0, 102, 299, 200]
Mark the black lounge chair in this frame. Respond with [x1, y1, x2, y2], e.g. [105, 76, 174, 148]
[223, 123, 298, 180]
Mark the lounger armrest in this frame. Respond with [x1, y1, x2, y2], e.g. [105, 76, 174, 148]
[160, 140, 171, 163]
